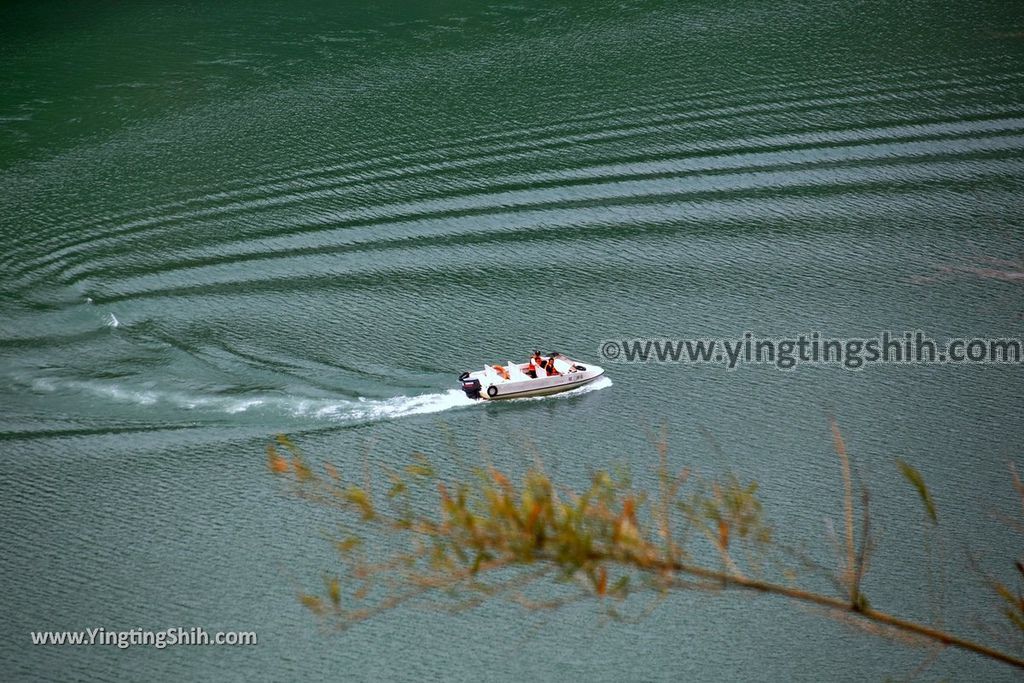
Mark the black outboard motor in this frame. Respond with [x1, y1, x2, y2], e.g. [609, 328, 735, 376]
[459, 372, 482, 400]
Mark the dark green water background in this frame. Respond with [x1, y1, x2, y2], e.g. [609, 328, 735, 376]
[2, 1, 1023, 680]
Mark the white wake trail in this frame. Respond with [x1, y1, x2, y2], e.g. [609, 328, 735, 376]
[29, 375, 611, 424]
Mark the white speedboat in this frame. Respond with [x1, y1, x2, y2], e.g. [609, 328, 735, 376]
[458, 352, 605, 400]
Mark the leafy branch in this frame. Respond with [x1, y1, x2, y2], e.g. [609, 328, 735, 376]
[268, 426, 1024, 671]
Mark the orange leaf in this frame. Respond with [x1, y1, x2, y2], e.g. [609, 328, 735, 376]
[491, 468, 511, 489]
[622, 497, 637, 524]
[526, 501, 542, 532]
[324, 462, 340, 480]
[267, 444, 289, 474]
[718, 519, 730, 549]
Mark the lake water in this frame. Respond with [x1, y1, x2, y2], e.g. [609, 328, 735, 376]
[2, 1, 1023, 680]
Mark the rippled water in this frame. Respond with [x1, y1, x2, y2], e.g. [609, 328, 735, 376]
[2, 1, 1023, 680]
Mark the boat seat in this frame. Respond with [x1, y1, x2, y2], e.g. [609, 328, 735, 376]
[487, 364, 511, 381]
[507, 362, 527, 381]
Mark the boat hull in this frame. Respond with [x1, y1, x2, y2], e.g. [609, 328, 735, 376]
[459, 355, 605, 401]
[481, 371, 604, 400]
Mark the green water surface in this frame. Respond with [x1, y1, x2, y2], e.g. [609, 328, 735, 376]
[2, 1, 1023, 680]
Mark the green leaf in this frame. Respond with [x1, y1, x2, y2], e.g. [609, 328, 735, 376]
[299, 594, 324, 615]
[275, 433, 301, 456]
[471, 550, 493, 574]
[345, 486, 375, 520]
[406, 453, 435, 478]
[326, 576, 341, 608]
[897, 459, 937, 525]
[335, 536, 361, 554]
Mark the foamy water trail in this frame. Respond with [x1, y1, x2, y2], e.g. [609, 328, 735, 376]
[28, 375, 612, 425]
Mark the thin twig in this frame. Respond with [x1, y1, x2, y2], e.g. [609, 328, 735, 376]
[830, 416, 857, 604]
